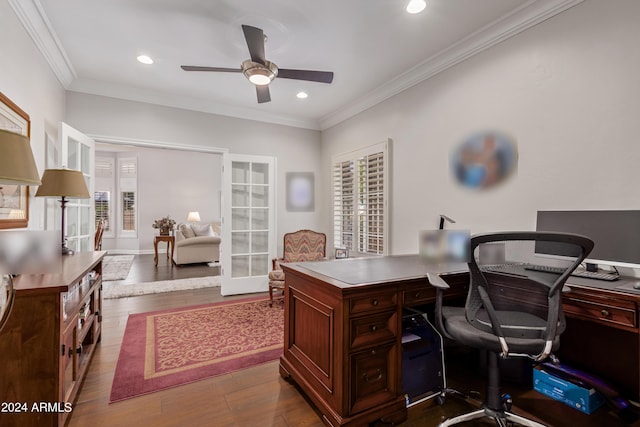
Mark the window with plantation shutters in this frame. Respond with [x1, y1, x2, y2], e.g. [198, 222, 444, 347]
[118, 157, 138, 235]
[95, 157, 114, 235]
[332, 140, 390, 256]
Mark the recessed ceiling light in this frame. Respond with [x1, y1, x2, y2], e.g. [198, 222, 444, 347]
[406, 0, 426, 14]
[137, 55, 154, 65]
[296, 92, 308, 99]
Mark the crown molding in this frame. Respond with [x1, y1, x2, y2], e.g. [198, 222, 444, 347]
[90, 133, 229, 155]
[69, 80, 321, 131]
[8, 0, 76, 88]
[318, 0, 584, 130]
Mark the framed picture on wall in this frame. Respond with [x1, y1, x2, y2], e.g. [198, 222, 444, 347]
[0, 92, 31, 229]
[286, 172, 315, 212]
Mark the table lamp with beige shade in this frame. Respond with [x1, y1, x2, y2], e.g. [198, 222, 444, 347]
[35, 168, 90, 256]
[0, 129, 41, 332]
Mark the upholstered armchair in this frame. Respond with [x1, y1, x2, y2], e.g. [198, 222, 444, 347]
[268, 229, 327, 306]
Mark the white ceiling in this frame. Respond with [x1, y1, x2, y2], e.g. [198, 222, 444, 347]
[11, 0, 582, 130]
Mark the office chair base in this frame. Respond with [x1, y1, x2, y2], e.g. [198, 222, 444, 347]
[438, 407, 547, 427]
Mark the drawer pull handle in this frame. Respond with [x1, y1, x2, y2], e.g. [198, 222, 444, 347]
[601, 309, 610, 317]
[414, 292, 420, 298]
[371, 299, 378, 306]
[363, 369, 382, 383]
[371, 325, 378, 332]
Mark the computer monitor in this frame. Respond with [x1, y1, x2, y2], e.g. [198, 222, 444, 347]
[535, 210, 640, 270]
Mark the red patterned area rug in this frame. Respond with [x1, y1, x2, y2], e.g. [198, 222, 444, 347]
[109, 296, 283, 402]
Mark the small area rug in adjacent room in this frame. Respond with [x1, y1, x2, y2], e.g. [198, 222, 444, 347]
[102, 255, 135, 281]
[109, 296, 283, 402]
[103, 276, 220, 299]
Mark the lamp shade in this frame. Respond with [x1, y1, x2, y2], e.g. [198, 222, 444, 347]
[187, 211, 201, 222]
[35, 169, 90, 198]
[0, 129, 41, 185]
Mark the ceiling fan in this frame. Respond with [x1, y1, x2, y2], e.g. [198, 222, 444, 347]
[181, 25, 334, 104]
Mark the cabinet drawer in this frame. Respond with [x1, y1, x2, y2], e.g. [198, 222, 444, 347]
[350, 292, 397, 315]
[403, 287, 436, 305]
[350, 311, 397, 350]
[349, 343, 397, 415]
[563, 298, 637, 330]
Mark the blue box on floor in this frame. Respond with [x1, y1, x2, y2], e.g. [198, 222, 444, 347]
[533, 366, 605, 414]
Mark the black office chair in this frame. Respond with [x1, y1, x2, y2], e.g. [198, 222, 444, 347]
[429, 231, 594, 427]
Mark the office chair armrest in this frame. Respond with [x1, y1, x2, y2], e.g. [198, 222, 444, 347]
[429, 275, 455, 340]
[427, 273, 450, 290]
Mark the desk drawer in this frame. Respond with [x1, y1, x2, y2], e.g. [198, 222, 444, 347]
[349, 343, 397, 415]
[563, 298, 637, 330]
[350, 292, 397, 315]
[350, 311, 397, 350]
[403, 286, 436, 306]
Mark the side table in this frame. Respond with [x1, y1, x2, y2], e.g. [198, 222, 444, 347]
[154, 235, 175, 267]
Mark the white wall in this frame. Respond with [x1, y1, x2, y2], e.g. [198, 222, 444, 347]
[95, 146, 222, 252]
[0, 0, 66, 230]
[66, 92, 323, 254]
[320, 0, 640, 256]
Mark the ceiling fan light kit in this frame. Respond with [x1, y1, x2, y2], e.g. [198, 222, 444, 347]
[242, 59, 277, 85]
[181, 24, 333, 104]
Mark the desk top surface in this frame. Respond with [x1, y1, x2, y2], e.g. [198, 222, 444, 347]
[288, 254, 640, 297]
[288, 254, 467, 286]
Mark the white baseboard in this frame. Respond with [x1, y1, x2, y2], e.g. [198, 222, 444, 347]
[106, 249, 155, 255]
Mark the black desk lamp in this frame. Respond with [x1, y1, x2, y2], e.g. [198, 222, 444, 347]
[439, 215, 456, 230]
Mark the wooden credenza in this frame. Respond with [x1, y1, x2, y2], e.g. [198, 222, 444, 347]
[0, 251, 105, 427]
[279, 255, 467, 426]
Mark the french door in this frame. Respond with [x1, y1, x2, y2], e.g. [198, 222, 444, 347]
[60, 123, 95, 253]
[221, 154, 276, 296]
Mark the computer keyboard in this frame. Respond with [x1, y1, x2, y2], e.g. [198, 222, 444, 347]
[523, 264, 620, 281]
[481, 263, 528, 277]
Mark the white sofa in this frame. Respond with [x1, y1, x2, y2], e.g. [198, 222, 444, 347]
[173, 221, 221, 265]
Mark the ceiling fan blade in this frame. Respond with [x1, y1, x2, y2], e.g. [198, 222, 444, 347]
[181, 66, 241, 73]
[277, 69, 334, 84]
[242, 25, 266, 65]
[256, 85, 271, 103]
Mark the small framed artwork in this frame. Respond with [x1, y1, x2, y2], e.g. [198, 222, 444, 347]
[286, 172, 315, 212]
[0, 92, 31, 230]
[335, 248, 349, 259]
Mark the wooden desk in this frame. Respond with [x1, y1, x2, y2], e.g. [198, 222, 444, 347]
[555, 275, 640, 401]
[279, 255, 468, 426]
[280, 255, 640, 425]
[154, 235, 174, 267]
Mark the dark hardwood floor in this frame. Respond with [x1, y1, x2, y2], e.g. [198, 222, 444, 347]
[105, 253, 220, 285]
[67, 255, 639, 426]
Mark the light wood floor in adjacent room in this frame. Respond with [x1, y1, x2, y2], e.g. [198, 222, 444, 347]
[68, 255, 638, 427]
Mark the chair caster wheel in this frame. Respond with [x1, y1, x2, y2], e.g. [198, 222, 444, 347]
[436, 394, 446, 406]
[501, 393, 512, 411]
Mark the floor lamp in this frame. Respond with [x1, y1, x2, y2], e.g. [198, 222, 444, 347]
[0, 129, 41, 332]
[35, 168, 90, 256]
